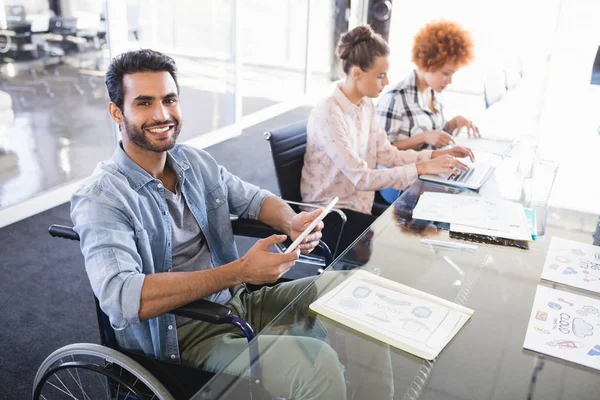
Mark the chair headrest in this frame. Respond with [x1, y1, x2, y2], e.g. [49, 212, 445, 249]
[265, 120, 308, 202]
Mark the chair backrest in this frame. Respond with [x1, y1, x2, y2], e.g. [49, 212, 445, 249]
[264, 119, 308, 202]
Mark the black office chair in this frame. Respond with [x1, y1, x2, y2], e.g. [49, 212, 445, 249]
[264, 120, 347, 258]
[33, 219, 332, 400]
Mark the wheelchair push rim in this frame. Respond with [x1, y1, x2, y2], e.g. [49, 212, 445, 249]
[32, 343, 175, 400]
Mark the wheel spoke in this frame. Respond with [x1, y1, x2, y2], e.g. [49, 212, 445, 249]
[66, 368, 92, 400]
[94, 371, 111, 400]
[55, 373, 79, 399]
[70, 356, 87, 400]
[46, 379, 80, 400]
[116, 366, 122, 398]
[122, 377, 138, 400]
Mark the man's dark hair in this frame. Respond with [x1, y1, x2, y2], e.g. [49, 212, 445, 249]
[105, 49, 179, 110]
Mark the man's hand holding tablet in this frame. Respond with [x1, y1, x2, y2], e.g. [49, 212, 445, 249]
[285, 197, 339, 254]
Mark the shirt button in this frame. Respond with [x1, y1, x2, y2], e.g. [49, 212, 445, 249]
[168, 325, 173, 330]
[170, 354, 176, 359]
[167, 242, 171, 247]
[216, 199, 221, 204]
[157, 183, 163, 189]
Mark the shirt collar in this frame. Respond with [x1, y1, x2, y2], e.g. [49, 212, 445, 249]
[112, 142, 190, 191]
[411, 70, 441, 110]
[333, 82, 367, 113]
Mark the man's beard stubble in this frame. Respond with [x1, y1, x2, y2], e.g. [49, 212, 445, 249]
[123, 116, 181, 153]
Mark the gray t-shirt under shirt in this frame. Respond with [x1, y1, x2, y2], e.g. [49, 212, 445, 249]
[164, 180, 232, 327]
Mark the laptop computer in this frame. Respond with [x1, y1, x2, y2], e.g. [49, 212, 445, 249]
[453, 136, 516, 158]
[419, 151, 501, 191]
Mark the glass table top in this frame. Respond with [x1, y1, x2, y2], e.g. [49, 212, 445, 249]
[193, 154, 600, 400]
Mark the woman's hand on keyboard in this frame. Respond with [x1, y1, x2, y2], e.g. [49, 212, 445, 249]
[416, 154, 470, 176]
[432, 146, 474, 162]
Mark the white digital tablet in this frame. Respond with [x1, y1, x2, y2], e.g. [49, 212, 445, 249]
[284, 197, 339, 254]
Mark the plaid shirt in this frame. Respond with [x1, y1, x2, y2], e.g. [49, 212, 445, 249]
[376, 70, 448, 150]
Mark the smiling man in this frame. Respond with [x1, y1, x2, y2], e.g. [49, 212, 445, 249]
[69, 49, 349, 399]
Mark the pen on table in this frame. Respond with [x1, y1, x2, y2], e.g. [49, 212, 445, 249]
[420, 239, 478, 253]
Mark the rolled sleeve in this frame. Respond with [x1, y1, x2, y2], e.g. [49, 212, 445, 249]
[388, 130, 410, 144]
[72, 187, 146, 331]
[246, 189, 274, 220]
[117, 272, 145, 329]
[220, 165, 274, 219]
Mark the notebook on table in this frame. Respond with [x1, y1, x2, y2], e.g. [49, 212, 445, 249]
[310, 270, 474, 360]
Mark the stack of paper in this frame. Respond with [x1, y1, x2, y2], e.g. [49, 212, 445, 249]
[523, 237, 600, 371]
[310, 270, 474, 360]
[412, 192, 532, 242]
[523, 285, 600, 371]
[540, 237, 600, 295]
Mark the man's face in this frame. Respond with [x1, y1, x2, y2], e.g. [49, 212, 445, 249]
[120, 71, 182, 152]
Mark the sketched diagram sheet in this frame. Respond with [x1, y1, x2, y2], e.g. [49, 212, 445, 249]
[523, 285, 600, 371]
[310, 270, 474, 360]
[541, 237, 600, 295]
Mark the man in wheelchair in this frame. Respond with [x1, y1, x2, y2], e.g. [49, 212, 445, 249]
[68, 49, 361, 399]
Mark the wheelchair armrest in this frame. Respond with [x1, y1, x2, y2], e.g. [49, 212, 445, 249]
[230, 216, 281, 238]
[231, 217, 333, 265]
[171, 299, 232, 324]
[48, 224, 80, 241]
[282, 200, 346, 258]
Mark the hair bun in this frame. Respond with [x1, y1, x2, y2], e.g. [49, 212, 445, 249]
[337, 25, 375, 60]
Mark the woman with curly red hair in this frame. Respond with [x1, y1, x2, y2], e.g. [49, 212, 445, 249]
[375, 20, 477, 203]
[377, 20, 477, 151]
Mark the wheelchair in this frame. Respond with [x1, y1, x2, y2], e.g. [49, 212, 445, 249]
[33, 217, 332, 400]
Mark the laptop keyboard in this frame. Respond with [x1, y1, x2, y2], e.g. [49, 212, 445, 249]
[449, 167, 474, 182]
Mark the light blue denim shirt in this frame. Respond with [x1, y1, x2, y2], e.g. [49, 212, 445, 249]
[71, 143, 273, 363]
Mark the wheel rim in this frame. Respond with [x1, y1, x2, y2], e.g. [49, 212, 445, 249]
[33, 344, 173, 400]
[33, 355, 159, 400]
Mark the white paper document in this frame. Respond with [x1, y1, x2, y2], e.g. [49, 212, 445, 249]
[523, 285, 600, 371]
[453, 136, 516, 157]
[540, 237, 600, 294]
[412, 191, 527, 233]
[450, 205, 532, 242]
[310, 270, 474, 360]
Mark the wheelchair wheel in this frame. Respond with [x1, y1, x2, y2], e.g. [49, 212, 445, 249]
[33, 343, 175, 400]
